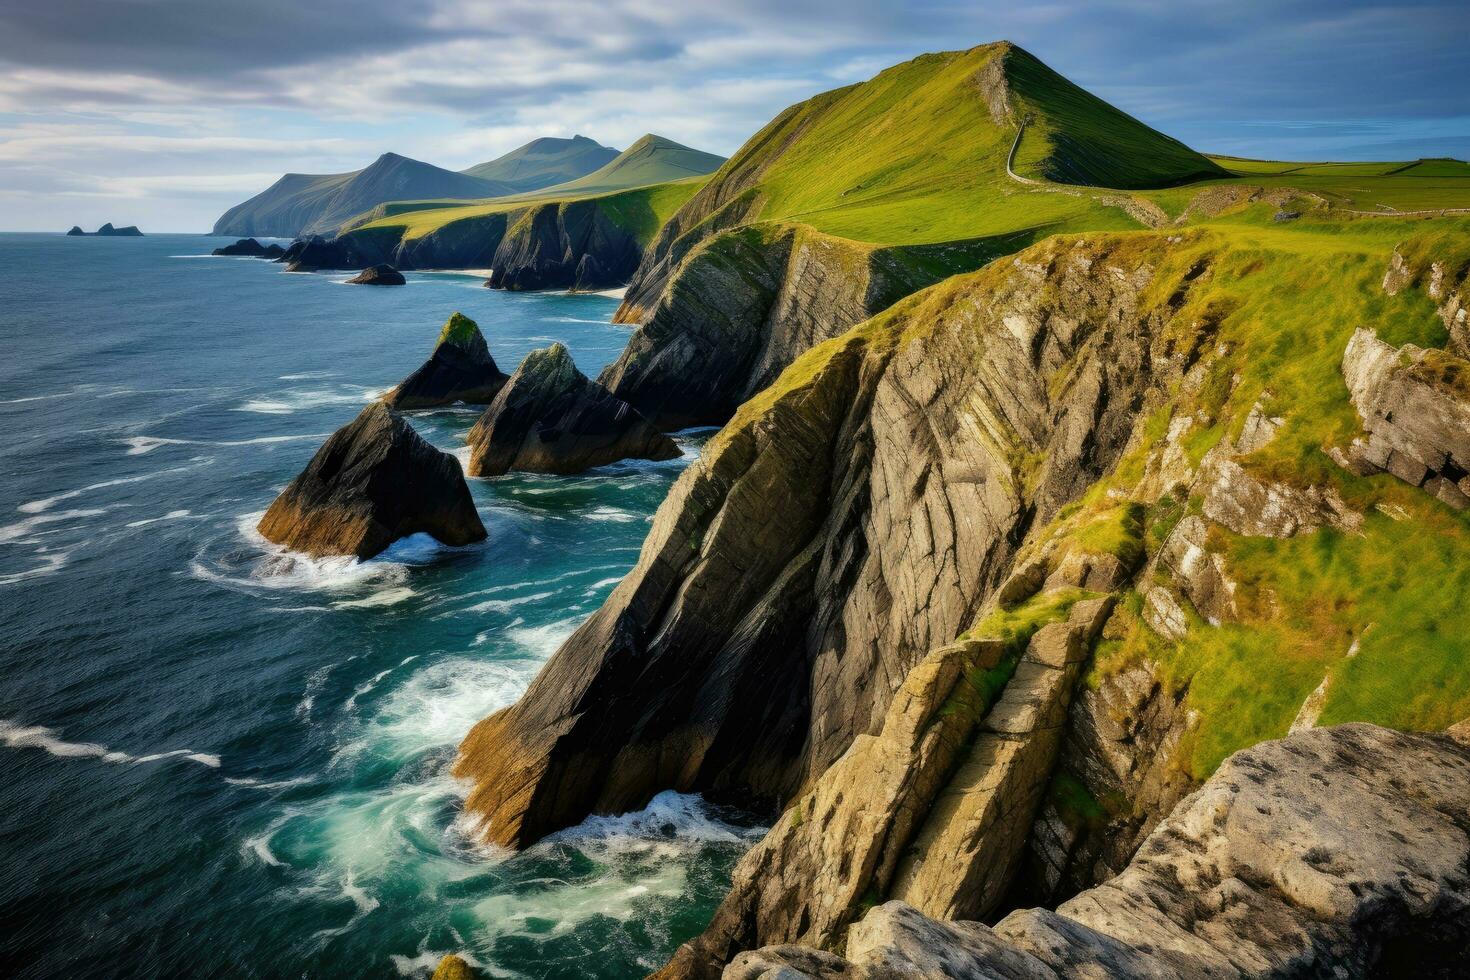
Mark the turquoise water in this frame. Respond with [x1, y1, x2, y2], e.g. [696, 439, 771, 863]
[0, 234, 760, 978]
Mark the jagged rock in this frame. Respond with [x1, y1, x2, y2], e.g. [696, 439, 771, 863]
[601, 225, 1019, 429]
[257, 402, 485, 559]
[741, 723, 1470, 979]
[1338, 327, 1470, 506]
[1151, 515, 1238, 626]
[464, 343, 677, 476]
[383, 313, 507, 410]
[1383, 246, 1470, 360]
[1198, 454, 1361, 535]
[455, 236, 1214, 856]
[345, 263, 405, 285]
[212, 238, 268, 257]
[431, 954, 475, 980]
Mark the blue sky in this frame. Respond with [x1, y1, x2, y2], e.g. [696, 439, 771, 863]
[0, 0, 1465, 231]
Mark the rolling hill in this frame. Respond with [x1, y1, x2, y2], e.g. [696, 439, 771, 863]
[460, 134, 620, 191]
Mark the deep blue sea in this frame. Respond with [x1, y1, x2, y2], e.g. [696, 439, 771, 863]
[0, 233, 759, 979]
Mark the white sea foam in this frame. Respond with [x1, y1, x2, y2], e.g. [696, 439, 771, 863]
[19, 465, 198, 513]
[234, 386, 383, 415]
[125, 509, 192, 528]
[226, 776, 313, 791]
[462, 589, 554, 615]
[357, 657, 535, 757]
[333, 587, 415, 609]
[389, 950, 487, 977]
[551, 316, 612, 324]
[0, 719, 220, 769]
[121, 433, 325, 456]
[0, 549, 71, 586]
[585, 505, 637, 523]
[0, 507, 108, 544]
[506, 616, 584, 661]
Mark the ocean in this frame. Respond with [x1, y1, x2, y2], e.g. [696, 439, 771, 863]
[0, 233, 761, 978]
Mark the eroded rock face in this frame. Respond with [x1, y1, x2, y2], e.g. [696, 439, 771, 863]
[738, 723, 1470, 979]
[278, 235, 366, 272]
[383, 313, 507, 410]
[464, 343, 678, 476]
[600, 225, 1025, 430]
[1338, 327, 1470, 508]
[346, 263, 405, 285]
[455, 235, 1214, 855]
[257, 402, 485, 559]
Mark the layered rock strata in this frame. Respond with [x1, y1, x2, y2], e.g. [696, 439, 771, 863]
[455, 234, 1217, 852]
[485, 199, 642, 291]
[257, 402, 485, 559]
[382, 313, 507, 410]
[730, 723, 1470, 979]
[464, 343, 677, 476]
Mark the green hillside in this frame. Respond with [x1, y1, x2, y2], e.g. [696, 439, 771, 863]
[459, 135, 620, 191]
[519, 134, 725, 199]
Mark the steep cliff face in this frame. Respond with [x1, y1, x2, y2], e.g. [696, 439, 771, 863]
[599, 223, 1033, 429]
[731, 722, 1470, 980]
[486, 198, 643, 291]
[456, 232, 1212, 852]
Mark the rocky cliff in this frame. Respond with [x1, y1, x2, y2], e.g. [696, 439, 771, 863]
[599, 223, 1034, 429]
[456, 215, 1470, 975]
[486, 198, 643, 291]
[730, 722, 1470, 979]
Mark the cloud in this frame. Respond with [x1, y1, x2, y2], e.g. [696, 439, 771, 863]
[0, 1, 1465, 230]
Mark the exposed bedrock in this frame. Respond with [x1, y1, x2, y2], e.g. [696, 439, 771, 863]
[455, 235, 1218, 855]
[486, 199, 643, 292]
[599, 223, 1031, 430]
[257, 402, 486, 559]
[730, 722, 1470, 980]
[382, 312, 507, 410]
[1335, 326, 1470, 509]
[464, 342, 678, 476]
[345, 263, 405, 285]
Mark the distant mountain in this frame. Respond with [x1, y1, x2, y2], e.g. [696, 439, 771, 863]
[211, 153, 517, 238]
[524, 135, 725, 199]
[460, 135, 620, 192]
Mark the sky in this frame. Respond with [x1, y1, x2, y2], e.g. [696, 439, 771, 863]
[0, 0, 1466, 232]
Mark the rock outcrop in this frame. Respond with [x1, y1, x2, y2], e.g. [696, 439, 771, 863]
[257, 402, 486, 559]
[277, 235, 366, 273]
[66, 223, 143, 236]
[212, 238, 269, 257]
[383, 313, 507, 410]
[600, 224, 1028, 429]
[464, 343, 677, 476]
[1336, 326, 1470, 508]
[345, 263, 405, 285]
[485, 199, 643, 292]
[731, 723, 1470, 979]
[455, 234, 1217, 852]
[262, 242, 286, 259]
[430, 954, 476, 980]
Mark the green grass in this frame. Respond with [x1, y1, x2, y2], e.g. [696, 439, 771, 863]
[437, 312, 480, 346]
[350, 177, 705, 244]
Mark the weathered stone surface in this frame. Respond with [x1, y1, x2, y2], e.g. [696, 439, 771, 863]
[278, 234, 367, 272]
[464, 342, 677, 476]
[1339, 327, 1470, 497]
[383, 313, 507, 410]
[456, 236, 1214, 863]
[430, 953, 476, 980]
[735, 723, 1470, 979]
[345, 263, 405, 285]
[257, 402, 486, 559]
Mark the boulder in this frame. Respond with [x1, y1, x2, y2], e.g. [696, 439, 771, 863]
[735, 723, 1470, 979]
[382, 313, 507, 410]
[212, 238, 268, 257]
[464, 342, 679, 476]
[345, 263, 405, 285]
[431, 954, 476, 980]
[257, 402, 486, 559]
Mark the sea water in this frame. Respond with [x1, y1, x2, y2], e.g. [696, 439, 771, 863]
[0, 233, 762, 978]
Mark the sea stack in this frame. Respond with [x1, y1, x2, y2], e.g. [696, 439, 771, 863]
[345, 264, 406, 286]
[212, 238, 268, 257]
[465, 342, 679, 477]
[257, 402, 486, 559]
[383, 312, 508, 410]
